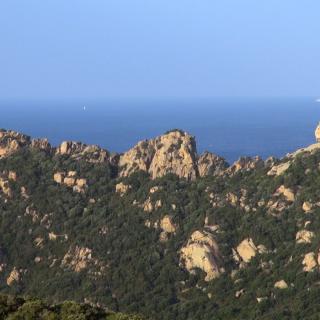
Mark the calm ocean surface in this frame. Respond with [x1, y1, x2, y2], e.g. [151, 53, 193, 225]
[1, 97, 320, 163]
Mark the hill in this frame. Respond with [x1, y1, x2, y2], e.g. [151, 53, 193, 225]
[0, 128, 320, 319]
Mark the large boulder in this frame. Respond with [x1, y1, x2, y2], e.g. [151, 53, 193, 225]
[236, 238, 258, 263]
[180, 230, 224, 281]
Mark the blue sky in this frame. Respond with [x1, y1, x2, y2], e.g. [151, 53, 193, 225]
[0, 1, 319, 99]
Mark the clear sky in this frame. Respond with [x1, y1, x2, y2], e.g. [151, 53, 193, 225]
[1, 1, 319, 99]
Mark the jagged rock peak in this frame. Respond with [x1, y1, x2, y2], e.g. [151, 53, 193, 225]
[56, 141, 110, 163]
[198, 151, 228, 177]
[119, 129, 199, 180]
[0, 129, 31, 157]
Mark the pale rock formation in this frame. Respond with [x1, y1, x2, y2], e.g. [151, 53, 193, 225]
[20, 186, 29, 199]
[274, 280, 288, 289]
[267, 161, 291, 176]
[302, 252, 318, 272]
[235, 289, 245, 298]
[257, 244, 268, 254]
[227, 156, 264, 175]
[53, 171, 87, 192]
[31, 138, 51, 151]
[64, 177, 76, 187]
[118, 140, 155, 177]
[34, 237, 44, 248]
[61, 246, 94, 272]
[142, 198, 162, 212]
[226, 192, 238, 206]
[48, 232, 68, 241]
[302, 201, 313, 213]
[119, 130, 199, 180]
[296, 230, 315, 244]
[315, 123, 320, 142]
[115, 182, 131, 196]
[160, 215, 176, 234]
[148, 131, 198, 180]
[0, 129, 30, 158]
[197, 151, 228, 177]
[56, 141, 109, 163]
[180, 230, 224, 281]
[6, 267, 21, 286]
[274, 185, 295, 202]
[53, 172, 64, 184]
[149, 186, 162, 194]
[0, 177, 12, 197]
[236, 238, 258, 263]
[8, 171, 17, 181]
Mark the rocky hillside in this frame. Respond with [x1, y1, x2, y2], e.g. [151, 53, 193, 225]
[1, 128, 320, 319]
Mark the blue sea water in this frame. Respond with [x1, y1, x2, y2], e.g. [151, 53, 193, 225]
[1, 97, 320, 163]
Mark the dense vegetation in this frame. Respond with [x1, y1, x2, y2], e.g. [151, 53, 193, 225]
[0, 294, 143, 319]
[1, 146, 320, 319]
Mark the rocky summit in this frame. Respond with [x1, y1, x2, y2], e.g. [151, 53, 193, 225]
[1, 127, 320, 319]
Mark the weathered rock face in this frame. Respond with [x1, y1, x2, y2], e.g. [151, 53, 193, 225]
[267, 161, 291, 176]
[227, 156, 264, 175]
[274, 280, 288, 289]
[61, 246, 93, 272]
[31, 138, 51, 151]
[119, 130, 199, 180]
[160, 215, 176, 234]
[296, 230, 315, 244]
[302, 252, 318, 272]
[180, 230, 223, 281]
[56, 141, 110, 163]
[302, 201, 313, 213]
[0, 130, 31, 158]
[274, 185, 296, 202]
[197, 151, 228, 177]
[236, 238, 258, 263]
[315, 123, 320, 142]
[118, 140, 155, 177]
[6, 267, 21, 286]
[149, 130, 198, 180]
[115, 182, 131, 196]
[53, 171, 87, 193]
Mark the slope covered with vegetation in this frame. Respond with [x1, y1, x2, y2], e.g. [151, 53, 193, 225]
[0, 129, 320, 319]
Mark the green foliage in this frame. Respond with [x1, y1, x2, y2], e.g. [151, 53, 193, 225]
[1, 149, 320, 319]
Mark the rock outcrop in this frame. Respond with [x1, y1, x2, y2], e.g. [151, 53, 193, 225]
[180, 230, 224, 281]
[235, 238, 258, 263]
[296, 230, 315, 244]
[160, 215, 176, 234]
[267, 161, 291, 176]
[302, 252, 318, 272]
[61, 246, 94, 272]
[120, 130, 223, 180]
[56, 141, 110, 163]
[0, 130, 30, 158]
[53, 171, 87, 193]
[274, 280, 288, 289]
[115, 182, 132, 196]
[197, 151, 228, 177]
[274, 185, 295, 202]
[6, 267, 22, 286]
[227, 156, 264, 175]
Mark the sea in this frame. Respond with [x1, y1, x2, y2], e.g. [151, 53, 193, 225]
[1, 97, 320, 164]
